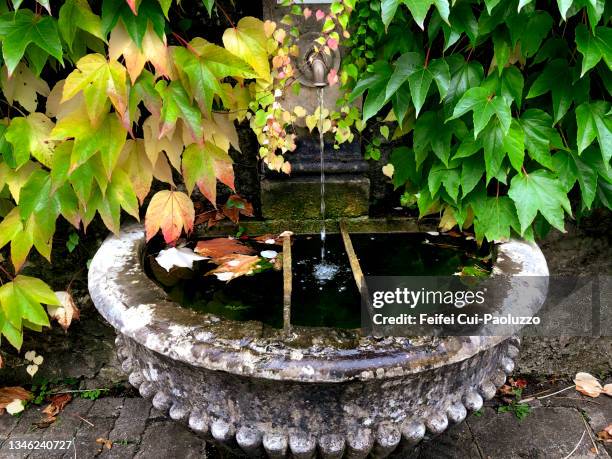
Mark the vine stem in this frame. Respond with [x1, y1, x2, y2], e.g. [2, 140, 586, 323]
[215, 1, 236, 29]
[424, 46, 431, 68]
[171, 32, 200, 56]
[0, 264, 14, 281]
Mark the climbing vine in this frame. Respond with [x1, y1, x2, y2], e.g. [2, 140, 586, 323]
[339, 0, 611, 242]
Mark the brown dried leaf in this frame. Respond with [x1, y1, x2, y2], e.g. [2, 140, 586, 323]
[195, 238, 255, 258]
[205, 254, 263, 282]
[48, 292, 80, 332]
[597, 424, 612, 443]
[194, 210, 226, 228]
[574, 372, 603, 398]
[96, 438, 113, 449]
[41, 394, 72, 418]
[0, 387, 33, 410]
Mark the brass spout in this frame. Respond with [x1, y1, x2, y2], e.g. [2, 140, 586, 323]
[311, 55, 328, 87]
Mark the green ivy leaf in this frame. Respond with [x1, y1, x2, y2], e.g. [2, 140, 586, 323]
[575, 101, 611, 165]
[390, 146, 419, 188]
[155, 80, 203, 144]
[508, 169, 572, 234]
[449, 87, 511, 138]
[5, 113, 54, 169]
[202, 0, 214, 16]
[58, 0, 104, 52]
[0, 275, 58, 336]
[460, 154, 485, 196]
[519, 109, 555, 169]
[414, 110, 453, 166]
[0, 10, 63, 75]
[445, 56, 483, 110]
[575, 25, 612, 77]
[526, 59, 573, 124]
[96, 169, 139, 234]
[504, 120, 525, 173]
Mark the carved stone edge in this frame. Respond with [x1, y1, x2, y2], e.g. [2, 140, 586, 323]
[115, 333, 520, 458]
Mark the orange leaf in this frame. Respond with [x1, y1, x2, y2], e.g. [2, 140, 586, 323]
[96, 438, 113, 449]
[145, 191, 195, 243]
[205, 254, 263, 282]
[195, 238, 255, 258]
[42, 393, 72, 419]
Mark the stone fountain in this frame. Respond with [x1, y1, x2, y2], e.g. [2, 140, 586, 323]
[87, 2, 551, 457]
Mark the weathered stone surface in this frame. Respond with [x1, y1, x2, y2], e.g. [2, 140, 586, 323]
[469, 407, 602, 458]
[134, 420, 206, 459]
[261, 175, 370, 220]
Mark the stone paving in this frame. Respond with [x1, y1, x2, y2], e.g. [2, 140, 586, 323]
[0, 384, 610, 458]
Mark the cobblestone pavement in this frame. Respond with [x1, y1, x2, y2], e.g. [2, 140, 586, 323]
[0, 386, 610, 458]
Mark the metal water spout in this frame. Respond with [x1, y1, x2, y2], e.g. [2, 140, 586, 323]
[310, 55, 328, 87]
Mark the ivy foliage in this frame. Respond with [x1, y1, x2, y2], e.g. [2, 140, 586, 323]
[0, 0, 295, 349]
[344, 0, 611, 242]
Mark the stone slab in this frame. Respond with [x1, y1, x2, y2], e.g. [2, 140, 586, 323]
[261, 175, 370, 219]
[134, 420, 207, 459]
[468, 406, 605, 458]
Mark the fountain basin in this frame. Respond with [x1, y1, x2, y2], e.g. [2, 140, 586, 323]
[88, 224, 548, 458]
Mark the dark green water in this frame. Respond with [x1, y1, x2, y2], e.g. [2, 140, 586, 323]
[151, 233, 490, 329]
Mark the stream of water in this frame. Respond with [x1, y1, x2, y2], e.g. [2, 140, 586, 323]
[313, 87, 340, 284]
[318, 87, 326, 259]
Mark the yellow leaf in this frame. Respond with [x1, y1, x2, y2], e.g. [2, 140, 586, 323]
[109, 22, 170, 83]
[117, 139, 153, 203]
[0, 64, 50, 113]
[142, 115, 184, 169]
[62, 54, 128, 126]
[382, 163, 394, 178]
[222, 17, 271, 82]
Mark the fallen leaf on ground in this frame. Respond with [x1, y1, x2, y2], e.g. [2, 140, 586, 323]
[603, 384, 612, 397]
[195, 238, 255, 258]
[155, 247, 207, 272]
[26, 365, 39, 377]
[0, 387, 32, 415]
[206, 254, 264, 282]
[574, 372, 603, 397]
[510, 378, 528, 389]
[597, 425, 612, 443]
[48, 292, 80, 331]
[42, 394, 72, 418]
[498, 384, 514, 396]
[96, 438, 113, 449]
[5, 399, 25, 415]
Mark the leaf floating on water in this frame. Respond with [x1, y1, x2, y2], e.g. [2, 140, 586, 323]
[195, 238, 255, 258]
[260, 250, 278, 259]
[155, 247, 208, 272]
[206, 254, 265, 282]
[574, 372, 603, 397]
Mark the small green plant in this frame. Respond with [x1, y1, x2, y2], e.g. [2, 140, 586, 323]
[498, 388, 531, 421]
[473, 408, 484, 417]
[79, 388, 108, 400]
[66, 232, 80, 253]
